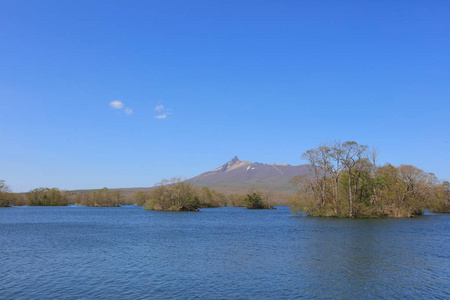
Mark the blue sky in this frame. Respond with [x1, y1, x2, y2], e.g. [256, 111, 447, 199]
[1, 0, 449, 192]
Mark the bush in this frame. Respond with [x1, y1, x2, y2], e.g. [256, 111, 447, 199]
[144, 178, 200, 211]
[244, 192, 274, 209]
[198, 187, 226, 208]
[26, 188, 69, 206]
[74, 188, 120, 207]
[134, 191, 151, 206]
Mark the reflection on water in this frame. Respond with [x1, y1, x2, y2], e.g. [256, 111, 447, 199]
[0, 206, 449, 299]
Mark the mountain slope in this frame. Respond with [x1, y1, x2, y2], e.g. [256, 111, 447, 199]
[187, 156, 310, 191]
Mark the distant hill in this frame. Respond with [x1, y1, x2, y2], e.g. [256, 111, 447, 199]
[187, 156, 310, 192]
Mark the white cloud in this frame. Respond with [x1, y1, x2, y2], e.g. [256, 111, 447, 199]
[124, 108, 133, 115]
[109, 101, 133, 116]
[110, 100, 124, 109]
[154, 104, 171, 119]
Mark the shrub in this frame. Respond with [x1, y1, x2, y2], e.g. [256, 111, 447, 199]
[244, 192, 274, 209]
[144, 178, 200, 211]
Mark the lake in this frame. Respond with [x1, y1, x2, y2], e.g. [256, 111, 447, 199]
[0, 206, 449, 299]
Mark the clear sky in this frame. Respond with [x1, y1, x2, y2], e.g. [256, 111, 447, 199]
[1, 0, 449, 192]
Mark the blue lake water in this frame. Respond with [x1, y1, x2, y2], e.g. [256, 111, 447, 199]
[0, 206, 449, 299]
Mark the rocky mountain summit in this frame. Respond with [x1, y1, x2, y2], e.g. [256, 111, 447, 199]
[187, 156, 310, 191]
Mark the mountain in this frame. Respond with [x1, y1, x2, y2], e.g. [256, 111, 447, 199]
[187, 156, 310, 192]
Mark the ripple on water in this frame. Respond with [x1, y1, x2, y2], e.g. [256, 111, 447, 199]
[0, 206, 449, 299]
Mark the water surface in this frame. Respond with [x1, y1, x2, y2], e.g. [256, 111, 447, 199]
[1, 206, 449, 299]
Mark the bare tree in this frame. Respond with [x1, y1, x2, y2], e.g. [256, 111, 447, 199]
[340, 141, 368, 217]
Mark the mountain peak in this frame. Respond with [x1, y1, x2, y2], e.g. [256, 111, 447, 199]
[187, 156, 310, 191]
[228, 156, 240, 164]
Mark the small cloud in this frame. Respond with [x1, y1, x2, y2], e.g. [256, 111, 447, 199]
[109, 100, 133, 116]
[155, 105, 164, 112]
[124, 108, 133, 115]
[110, 100, 124, 109]
[154, 104, 171, 119]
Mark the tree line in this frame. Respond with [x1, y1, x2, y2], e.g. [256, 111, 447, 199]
[140, 177, 274, 211]
[3, 142, 448, 216]
[1, 182, 70, 207]
[290, 141, 450, 217]
[1, 178, 276, 209]
[0, 183, 124, 207]
[74, 187, 122, 207]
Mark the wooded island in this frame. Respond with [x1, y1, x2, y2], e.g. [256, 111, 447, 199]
[290, 141, 450, 217]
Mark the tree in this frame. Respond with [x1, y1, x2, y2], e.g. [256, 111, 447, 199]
[340, 141, 368, 217]
[301, 147, 329, 208]
[225, 193, 247, 207]
[198, 187, 226, 207]
[327, 141, 345, 214]
[113, 190, 122, 205]
[74, 188, 120, 207]
[395, 165, 433, 216]
[26, 188, 69, 206]
[0, 180, 11, 207]
[244, 190, 274, 209]
[144, 177, 200, 211]
[430, 181, 450, 213]
[90, 188, 119, 207]
[134, 191, 151, 206]
[296, 141, 370, 217]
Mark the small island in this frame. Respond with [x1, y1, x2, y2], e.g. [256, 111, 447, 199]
[244, 192, 275, 209]
[143, 178, 202, 211]
[290, 141, 450, 218]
